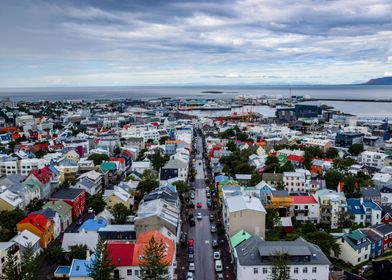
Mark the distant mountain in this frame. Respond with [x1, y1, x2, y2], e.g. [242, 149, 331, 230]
[363, 76, 392, 85]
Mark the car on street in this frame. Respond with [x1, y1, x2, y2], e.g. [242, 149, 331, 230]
[190, 192, 195, 199]
[187, 272, 194, 280]
[216, 273, 224, 280]
[187, 253, 194, 262]
[188, 246, 194, 254]
[199, 162, 202, 166]
[196, 202, 202, 208]
[197, 212, 202, 220]
[214, 251, 221, 260]
[211, 225, 216, 233]
[187, 239, 194, 247]
[206, 192, 210, 198]
[209, 214, 215, 221]
[189, 262, 195, 272]
[215, 260, 223, 272]
[207, 200, 212, 208]
[189, 214, 195, 226]
[180, 232, 188, 243]
[212, 240, 219, 248]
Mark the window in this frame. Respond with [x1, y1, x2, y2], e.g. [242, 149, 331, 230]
[365, 254, 368, 259]
[312, 267, 317, 273]
[303, 267, 308, 273]
[358, 257, 361, 262]
[263, 268, 268, 274]
[304, 205, 308, 209]
[254, 268, 258, 274]
[135, 270, 139, 276]
[294, 267, 298, 274]
[127, 269, 132, 276]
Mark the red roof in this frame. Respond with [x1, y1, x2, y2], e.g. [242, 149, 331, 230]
[31, 167, 53, 185]
[109, 158, 125, 164]
[291, 196, 317, 204]
[287, 155, 304, 163]
[18, 213, 52, 233]
[107, 241, 135, 267]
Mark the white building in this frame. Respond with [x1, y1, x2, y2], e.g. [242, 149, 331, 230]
[359, 151, 387, 170]
[20, 158, 42, 176]
[292, 195, 320, 223]
[283, 169, 311, 193]
[130, 161, 152, 174]
[315, 189, 347, 229]
[235, 236, 331, 280]
[334, 230, 370, 266]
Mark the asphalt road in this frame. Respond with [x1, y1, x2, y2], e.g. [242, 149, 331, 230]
[187, 136, 216, 280]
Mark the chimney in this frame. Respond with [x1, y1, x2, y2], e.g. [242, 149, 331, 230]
[86, 249, 91, 260]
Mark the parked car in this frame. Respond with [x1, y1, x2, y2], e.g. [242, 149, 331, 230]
[188, 239, 194, 247]
[216, 273, 224, 280]
[189, 262, 195, 272]
[187, 253, 194, 262]
[212, 240, 219, 248]
[197, 202, 202, 208]
[211, 225, 216, 233]
[206, 192, 210, 198]
[180, 232, 188, 243]
[189, 214, 195, 226]
[213, 251, 221, 260]
[209, 214, 215, 222]
[215, 260, 223, 272]
[188, 246, 194, 254]
[87, 207, 94, 214]
[197, 212, 202, 220]
[187, 272, 194, 280]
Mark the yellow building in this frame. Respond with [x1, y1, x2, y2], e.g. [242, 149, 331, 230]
[17, 213, 54, 249]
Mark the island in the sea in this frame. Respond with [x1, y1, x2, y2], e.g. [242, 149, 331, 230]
[363, 76, 392, 85]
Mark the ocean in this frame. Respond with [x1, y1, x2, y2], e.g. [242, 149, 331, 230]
[0, 85, 392, 118]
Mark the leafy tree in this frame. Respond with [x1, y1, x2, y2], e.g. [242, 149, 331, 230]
[0, 209, 25, 241]
[140, 237, 170, 280]
[348, 143, 364, 156]
[265, 155, 279, 166]
[21, 244, 40, 280]
[337, 210, 353, 228]
[301, 221, 317, 235]
[266, 208, 280, 230]
[324, 170, 344, 190]
[172, 180, 188, 196]
[226, 140, 237, 152]
[137, 170, 159, 196]
[1, 248, 20, 280]
[250, 172, 262, 185]
[68, 245, 87, 261]
[343, 175, 357, 197]
[280, 161, 294, 172]
[151, 149, 168, 171]
[34, 148, 47, 158]
[270, 252, 290, 280]
[234, 162, 253, 174]
[276, 181, 286, 190]
[88, 154, 109, 166]
[303, 150, 313, 170]
[304, 231, 341, 258]
[87, 194, 106, 214]
[326, 147, 339, 159]
[26, 198, 44, 213]
[45, 246, 65, 266]
[137, 148, 148, 160]
[87, 237, 115, 280]
[159, 136, 169, 145]
[112, 203, 130, 224]
[333, 157, 355, 171]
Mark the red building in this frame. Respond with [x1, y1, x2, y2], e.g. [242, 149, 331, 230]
[50, 188, 86, 219]
[30, 166, 53, 185]
[370, 224, 392, 251]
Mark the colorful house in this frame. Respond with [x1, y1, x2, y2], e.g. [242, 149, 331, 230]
[17, 213, 54, 249]
[50, 188, 86, 219]
[43, 200, 73, 232]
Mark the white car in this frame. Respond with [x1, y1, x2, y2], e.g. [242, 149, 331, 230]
[189, 262, 195, 272]
[186, 272, 194, 280]
[197, 213, 202, 220]
[213, 251, 221, 260]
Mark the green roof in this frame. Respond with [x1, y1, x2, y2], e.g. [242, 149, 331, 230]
[43, 200, 72, 217]
[230, 230, 252, 248]
[100, 162, 116, 171]
[348, 230, 365, 241]
[277, 154, 287, 164]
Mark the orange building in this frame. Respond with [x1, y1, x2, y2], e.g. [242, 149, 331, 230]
[17, 213, 54, 249]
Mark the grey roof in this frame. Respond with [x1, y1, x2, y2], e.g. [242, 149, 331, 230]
[371, 223, 392, 235]
[271, 190, 289, 197]
[361, 187, 381, 197]
[143, 188, 178, 205]
[262, 173, 283, 182]
[32, 208, 57, 220]
[79, 178, 95, 190]
[51, 188, 85, 200]
[0, 174, 25, 187]
[236, 236, 331, 266]
[97, 224, 135, 232]
[163, 158, 187, 169]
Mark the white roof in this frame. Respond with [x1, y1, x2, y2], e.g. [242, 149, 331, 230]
[226, 195, 266, 214]
[132, 161, 151, 168]
[61, 231, 99, 252]
[372, 172, 391, 183]
[78, 170, 101, 181]
[0, 190, 23, 207]
[12, 230, 40, 247]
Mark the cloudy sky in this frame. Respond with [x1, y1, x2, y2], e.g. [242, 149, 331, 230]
[0, 0, 392, 87]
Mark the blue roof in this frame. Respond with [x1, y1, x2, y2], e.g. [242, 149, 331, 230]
[69, 255, 95, 277]
[79, 178, 95, 189]
[55, 266, 70, 275]
[347, 198, 365, 215]
[48, 165, 60, 175]
[363, 200, 382, 211]
[79, 218, 107, 232]
[215, 175, 229, 183]
[222, 186, 241, 191]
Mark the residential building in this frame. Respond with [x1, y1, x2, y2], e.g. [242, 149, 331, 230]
[334, 230, 371, 266]
[0, 242, 21, 275]
[50, 188, 86, 219]
[43, 200, 73, 232]
[160, 158, 188, 182]
[62, 231, 99, 252]
[11, 229, 41, 257]
[291, 195, 319, 223]
[17, 213, 54, 249]
[315, 189, 347, 229]
[359, 151, 387, 169]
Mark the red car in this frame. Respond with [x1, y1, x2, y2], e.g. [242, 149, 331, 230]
[188, 239, 194, 247]
[197, 203, 202, 208]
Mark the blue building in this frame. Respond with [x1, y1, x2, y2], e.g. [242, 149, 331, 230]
[360, 229, 383, 259]
[295, 104, 322, 118]
[335, 132, 364, 148]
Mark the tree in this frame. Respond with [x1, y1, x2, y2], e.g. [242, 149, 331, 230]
[276, 181, 286, 191]
[87, 237, 115, 280]
[226, 140, 237, 152]
[159, 136, 169, 145]
[68, 245, 87, 261]
[343, 175, 357, 197]
[137, 170, 159, 196]
[21, 244, 39, 280]
[137, 148, 148, 160]
[172, 180, 188, 196]
[140, 237, 170, 280]
[338, 210, 353, 228]
[34, 148, 47, 159]
[26, 198, 44, 213]
[301, 221, 317, 235]
[280, 161, 294, 172]
[266, 208, 280, 230]
[112, 203, 129, 224]
[45, 246, 65, 266]
[333, 157, 355, 170]
[87, 194, 106, 214]
[304, 231, 341, 258]
[88, 153, 109, 166]
[324, 170, 344, 190]
[326, 147, 339, 159]
[250, 172, 262, 186]
[265, 155, 279, 166]
[270, 252, 290, 280]
[1, 248, 20, 280]
[0, 209, 25, 241]
[234, 162, 253, 174]
[348, 143, 364, 156]
[303, 150, 313, 170]
[151, 149, 168, 171]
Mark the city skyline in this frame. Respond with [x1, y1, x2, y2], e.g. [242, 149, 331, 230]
[1, 0, 392, 87]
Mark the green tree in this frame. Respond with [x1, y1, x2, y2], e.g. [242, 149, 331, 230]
[303, 150, 313, 170]
[304, 231, 341, 258]
[26, 198, 44, 213]
[265, 155, 279, 166]
[88, 154, 109, 166]
[337, 210, 353, 228]
[333, 157, 355, 171]
[68, 245, 87, 261]
[326, 147, 339, 159]
[270, 252, 290, 280]
[1, 248, 20, 280]
[266, 208, 280, 230]
[324, 169, 344, 190]
[140, 237, 170, 280]
[45, 246, 65, 266]
[234, 162, 253, 174]
[276, 181, 286, 191]
[112, 203, 129, 224]
[348, 143, 364, 156]
[172, 180, 188, 196]
[87, 194, 106, 214]
[87, 237, 115, 280]
[0, 209, 25, 241]
[301, 221, 317, 235]
[151, 149, 168, 171]
[280, 161, 294, 172]
[137, 170, 159, 196]
[21, 244, 39, 280]
[137, 148, 148, 160]
[250, 172, 262, 185]
[226, 140, 237, 152]
[159, 136, 169, 145]
[343, 175, 357, 197]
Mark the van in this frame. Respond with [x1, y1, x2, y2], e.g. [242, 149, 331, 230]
[215, 260, 223, 272]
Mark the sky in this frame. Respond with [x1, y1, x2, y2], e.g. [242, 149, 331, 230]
[0, 0, 392, 87]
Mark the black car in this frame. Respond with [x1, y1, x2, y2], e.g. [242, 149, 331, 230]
[180, 232, 188, 243]
[212, 240, 219, 248]
[189, 214, 195, 226]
